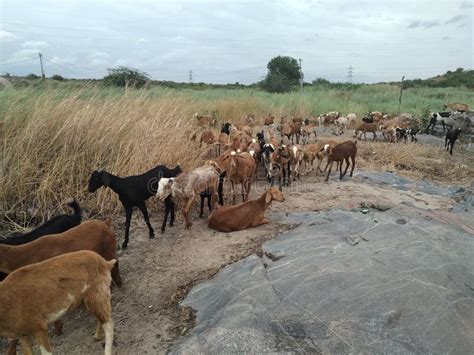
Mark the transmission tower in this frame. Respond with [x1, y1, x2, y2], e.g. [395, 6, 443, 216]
[347, 65, 353, 83]
[188, 69, 193, 83]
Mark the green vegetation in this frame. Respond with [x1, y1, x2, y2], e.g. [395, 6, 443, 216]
[102, 66, 150, 88]
[261, 56, 302, 93]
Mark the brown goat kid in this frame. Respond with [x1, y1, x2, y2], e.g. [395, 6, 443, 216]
[0, 219, 122, 287]
[208, 187, 284, 232]
[325, 140, 357, 181]
[0, 251, 115, 355]
[354, 123, 378, 141]
[218, 151, 257, 204]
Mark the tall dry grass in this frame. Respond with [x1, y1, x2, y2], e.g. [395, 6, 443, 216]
[1, 85, 473, 229]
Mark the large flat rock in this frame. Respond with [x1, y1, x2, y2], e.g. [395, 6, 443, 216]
[171, 178, 474, 354]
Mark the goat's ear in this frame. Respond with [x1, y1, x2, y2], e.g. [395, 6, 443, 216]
[101, 172, 111, 187]
[265, 190, 272, 204]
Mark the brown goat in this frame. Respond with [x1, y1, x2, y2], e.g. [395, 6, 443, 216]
[194, 113, 217, 127]
[0, 219, 122, 287]
[264, 114, 275, 125]
[1, 250, 115, 355]
[325, 140, 357, 181]
[219, 151, 256, 204]
[208, 187, 284, 232]
[354, 123, 378, 141]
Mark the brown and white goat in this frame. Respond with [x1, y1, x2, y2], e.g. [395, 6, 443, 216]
[1, 250, 115, 355]
[156, 161, 221, 228]
[208, 187, 284, 232]
[0, 219, 122, 287]
[325, 140, 357, 181]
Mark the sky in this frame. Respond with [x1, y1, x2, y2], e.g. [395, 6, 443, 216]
[0, 0, 473, 84]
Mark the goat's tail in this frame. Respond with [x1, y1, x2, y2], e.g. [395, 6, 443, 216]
[67, 199, 82, 223]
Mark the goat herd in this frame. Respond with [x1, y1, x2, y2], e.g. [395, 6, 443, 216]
[0, 104, 470, 355]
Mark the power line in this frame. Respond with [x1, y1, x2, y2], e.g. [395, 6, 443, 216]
[0, 57, 37, 66]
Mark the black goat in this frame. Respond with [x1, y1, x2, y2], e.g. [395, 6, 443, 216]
[407, 128, 418, 143]
[199, 172, 226, 218]
[362, 115, 374, 123]
[221, 122, 233, 135]
[0, 199, 82, 246]
[445, 128, 462, 156]
[395, 127, 407, 143]
[88, 165, 182, 249]
[0, 199, 82, 281]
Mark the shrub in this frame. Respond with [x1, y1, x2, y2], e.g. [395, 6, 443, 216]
[102, 67, 150, 88]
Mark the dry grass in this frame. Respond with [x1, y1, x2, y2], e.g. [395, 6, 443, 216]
[1, 87, 472, 229]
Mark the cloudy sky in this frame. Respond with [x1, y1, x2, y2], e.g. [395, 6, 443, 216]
[0, 0, 472, 83]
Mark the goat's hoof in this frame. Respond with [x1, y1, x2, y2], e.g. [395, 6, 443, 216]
[149, 234, 155, 239]
[169, 222, 174, 227]
[121, 243, 128, 250]
[93, 336, 102, 342]
[186, 222, 193, 229]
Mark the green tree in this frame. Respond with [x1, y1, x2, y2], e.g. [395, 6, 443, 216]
[261, 56, 302, 93]
[102, 66, 150, 88]
[51, 74, 65, 81]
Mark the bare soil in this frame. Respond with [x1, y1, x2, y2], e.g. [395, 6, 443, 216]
[1, 132, 471, 354]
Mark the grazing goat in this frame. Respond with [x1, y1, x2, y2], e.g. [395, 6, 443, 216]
[354, 123, 378, 141]
[427, 112, 455, 131]
[208, 187, 284, 232]
[300, 123, 317, 144]
[325, 141, 357, 181]
[194, 113, 217, 127]
[88, 165, 182, 248]
[156, 161, 221, 228]
[443, 102, 469, 112]
[261, 143, 276, 182]
[0, 199, 81, 246]
[264, 115, 275, 125]
[445, 128, 462, 156]
[1, 251, 115, 355]
[0, 219, 122, 287]
[335, 116, 350, 135]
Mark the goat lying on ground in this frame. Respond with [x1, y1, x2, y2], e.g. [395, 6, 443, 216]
[208, 187, 284, 232]
[445, 128, 462, 156]
[88, 164, 182, 248]
[1, 251, 115, 355]
[0, 219, 122, 287]
[1, 199, 82, 246]
[156, 161, 222, 228]
[325, 140, 357, 181]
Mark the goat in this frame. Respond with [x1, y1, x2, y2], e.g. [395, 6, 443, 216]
[335, 116, 349, 135]
[367, 111, 384, 122]
[88, 165, 182, 248]
[199, 130, 216, 148]
[270, 145, 291, 190]
[325, 141, 357, 181]
[289, 144, 304, 179]
[156, 161, 221, 228]
[248, 138, 262, 165]
[194, 113, 217, 127]
[0, 219, 122, 287]
[354, 123, 377, 141]
[443, 102, 469, 112]
[261, 143, 276, 182]
[427, 112, 455, 132]
[199, 171, 226, 218]
[300, 123, 317, 144]
[1, 250, 115, 355]
[218, 151, 257, 204]
[208, 187, 285, 232]
[0, 199, 81, 246]
[264, 114, 275, 125]
[445, 128, 462, 156]
[221, 122, 233, 135]
[396, 127, 408, 143]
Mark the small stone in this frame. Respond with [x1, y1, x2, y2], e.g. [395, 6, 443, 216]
[361, 209, 369, 214]
[396, 219, 407, 225]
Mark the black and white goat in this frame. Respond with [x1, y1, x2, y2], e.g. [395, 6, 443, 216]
[88, 165, 182, 249]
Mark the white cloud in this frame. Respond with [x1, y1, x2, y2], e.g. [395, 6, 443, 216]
[22, 40, 49, 49]
[0, 30, 18, 42]
[10, 49, 40, 61]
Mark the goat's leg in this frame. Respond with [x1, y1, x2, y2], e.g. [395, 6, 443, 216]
[123, 206, 133, 249]
[373, 131, 377, 141]
[33, 329, 52, 355]
[342, 157, 350, 178]
[138, 202, 154, 239]
[17, 337, 33, 355]
[161, 196, 171, 232]
[325, 161, 333, 181]
[231, 181, 236, 205]
[53, 320, 63, 335]
[350, 155, 356, 177]
[183, 195, 196, 228]
[199, 194, 205, 218]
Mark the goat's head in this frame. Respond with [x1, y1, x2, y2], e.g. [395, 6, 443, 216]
[266, 186, 285, 203]
[205, 160, 223, 174]
[156, 178, 174, 200]
[221, 122, 232, 135]
[262, 143, 275, 159]
[256, 131, 264, 142]
[88, 170, 110, 193]
[172, 165, 183, 176]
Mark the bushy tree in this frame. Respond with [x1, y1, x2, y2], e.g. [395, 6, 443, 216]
[261, 56, 302, 93]
[26, 73, 40, 80]
[102, 66, 150, 88]
[51, 74, 65, 81]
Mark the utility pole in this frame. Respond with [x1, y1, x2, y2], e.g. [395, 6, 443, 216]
[188, 69, 193, 84]
[347, 65, 353, 84]
[38, 52, 45, 81]
[398, 76, 405, 116]
[298, 58, 304, 92]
